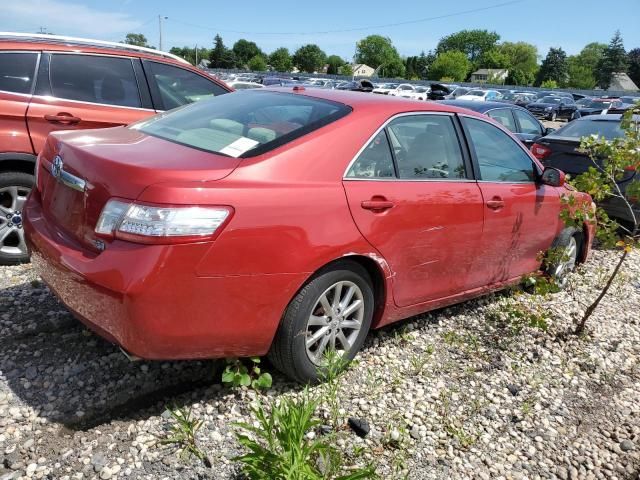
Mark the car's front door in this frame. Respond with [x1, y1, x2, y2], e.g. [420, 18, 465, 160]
[343, 113, 485, 307]
[460, 115, 560, 284]
[26, 53, 154, 153]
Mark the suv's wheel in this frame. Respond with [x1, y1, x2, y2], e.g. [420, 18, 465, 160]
[0, 172, 33, 265]
[546, 228, 581, 289]
[268, 261, 374, 383]
[548, 111, 557, 122]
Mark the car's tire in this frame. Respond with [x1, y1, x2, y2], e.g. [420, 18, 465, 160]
[268, 261, 375, 384]
[545, 228, 582, 289]
[0, 172, 33, 265]
[549, 111, 557, 122]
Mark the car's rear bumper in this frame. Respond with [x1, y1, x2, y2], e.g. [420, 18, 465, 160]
[23, 191, 307, 359]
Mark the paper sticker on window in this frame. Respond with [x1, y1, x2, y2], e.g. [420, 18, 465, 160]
[220, 137, 260, 157]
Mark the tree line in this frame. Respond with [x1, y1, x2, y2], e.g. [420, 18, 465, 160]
[123, 30, 640, 89]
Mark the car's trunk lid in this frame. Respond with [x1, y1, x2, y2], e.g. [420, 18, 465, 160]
[38, 126, 241, 250]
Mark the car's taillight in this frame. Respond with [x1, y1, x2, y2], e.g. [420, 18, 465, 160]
[95, 199, 232, 244]
[531, 143, 552, 160]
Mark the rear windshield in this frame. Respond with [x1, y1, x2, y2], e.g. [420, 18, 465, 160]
[134, 90, 351, 157]
[549, 119, 625, 140]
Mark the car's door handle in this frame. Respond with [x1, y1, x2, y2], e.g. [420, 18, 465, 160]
[361, 198, 394, 212]
[486, 197, 505, 210]
[44, 113, 82, 125]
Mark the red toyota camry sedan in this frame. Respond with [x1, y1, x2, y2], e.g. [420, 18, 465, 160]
[23, 88, 594, 383]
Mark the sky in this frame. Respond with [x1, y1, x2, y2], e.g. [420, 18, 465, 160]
[2, 0, 640, 61]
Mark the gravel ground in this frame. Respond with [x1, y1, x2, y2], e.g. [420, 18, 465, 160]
[0, 247, 639, 480]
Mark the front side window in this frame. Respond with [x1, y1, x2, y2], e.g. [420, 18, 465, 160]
[135, 91, 350, 158]
[487, 109, 516, 132]
[463, 117, 535, 182]
[346, 130, 395, 179]
[513, 109, 542, 135]
[388, 115, 466, 180]
[50, 54, 141, 107]
[146, 61, 227, 110]
[0, 52, 38, 94]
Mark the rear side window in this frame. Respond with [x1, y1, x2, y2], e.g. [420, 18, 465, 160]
[146, 61, 227, 110]
[50, 54, 141, 107]
[134, 90, 351, 157]
[0, 52, 38, 94]
[463, 117, 535, 182]
[346, 130, 395, 179]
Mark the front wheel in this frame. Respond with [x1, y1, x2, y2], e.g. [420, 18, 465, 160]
[546, 229, 580, 289]
[268, 261, 374, 383]
[0, 172, 33, 265]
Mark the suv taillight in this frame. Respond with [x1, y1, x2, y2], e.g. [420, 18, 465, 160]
[95, 199, 233, 244]
[531, 143, 552, 160]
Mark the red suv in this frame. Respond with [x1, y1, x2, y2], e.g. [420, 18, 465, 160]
[0, 33, 230, 264]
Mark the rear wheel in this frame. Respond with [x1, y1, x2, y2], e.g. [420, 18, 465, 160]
[548, 111, 557, 122]
[0, 172, 33, 265]
[268, 261, 374, 383]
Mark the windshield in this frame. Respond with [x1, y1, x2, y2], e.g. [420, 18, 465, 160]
[415, 87, 428, 92]
[537, 96, 561, 104]
[466, 90, 485, 97]
[134, 91, 351, 158]
[549, 119, 625, 140]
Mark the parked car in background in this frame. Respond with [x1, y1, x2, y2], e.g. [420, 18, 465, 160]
[441, 100, 553, 147]
[531, 114, 639, 230]
[335, 79, 374, 92]
[24, 88, 594, 383]
[372, 83, 400, 95]
[403, 86, 430, 101]
[226, 81, 264, 90]
[0, 32, 231, 264]
[573, 98, 623, 118]
[456, 89, 502, 102]
[496, 92, 537, 107]
[387, 84, 416, 97]
[526, 96, 577, 121]
[444, 87, 470, 100]
[427, 83, 457, 100]
[620, 96, 640, 105]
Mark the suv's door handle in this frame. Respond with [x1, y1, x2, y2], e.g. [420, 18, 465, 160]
[486, 197, 505, 210]
[361, 198, 394, 212]
[44, 113, 81, 125]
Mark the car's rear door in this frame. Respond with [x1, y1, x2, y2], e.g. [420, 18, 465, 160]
[460, 115, 560, 284]
[342, 113, 485, 307]
[25, 53, 154, 153]
[0, 51, 39, 154]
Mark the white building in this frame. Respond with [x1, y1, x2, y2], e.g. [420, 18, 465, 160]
[351, 63, 375, 77]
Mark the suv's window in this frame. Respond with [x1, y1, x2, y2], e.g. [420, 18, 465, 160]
[463, 117, 535, 182]
[50, 54, 141, 107]
[0, 52, 38, 94]
[487, 109, 516, 132]
[146, 61, 227, 110]
[388, 115, 466, 180]
[513, 109, 542, 135]
[346, 130, 395, 179]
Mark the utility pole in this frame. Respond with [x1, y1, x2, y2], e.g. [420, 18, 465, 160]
[158, 15, 168, 51]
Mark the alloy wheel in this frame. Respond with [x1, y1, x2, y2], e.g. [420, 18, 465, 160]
[553, 236, 578, 288]
[0, 185, 31, 257]
[305, 280, 365, 366]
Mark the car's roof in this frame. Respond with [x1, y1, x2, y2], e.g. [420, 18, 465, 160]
[265, 86, 483, 117]
[439, 100, 527, 113]
[574, 114, 631, 121]
[0, 32, 190, 67]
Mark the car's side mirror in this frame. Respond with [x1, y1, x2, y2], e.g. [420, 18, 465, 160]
[541, 167, 565, 187]
[544, 127, 556, 135]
